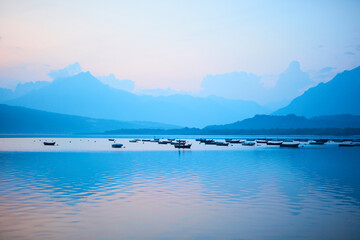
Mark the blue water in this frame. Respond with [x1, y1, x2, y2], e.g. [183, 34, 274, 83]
[1, 148, 360, 239]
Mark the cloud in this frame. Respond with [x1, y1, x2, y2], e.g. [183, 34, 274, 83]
[199, 61, 314, 104]
[137, 87, 192, 97]
[0, 64, 50, 89]
[344, 51, 355, 55]
[318, 67, 336, 74]
[97, 74, 135, 92]
[200, 72, 266, 102]
[309, 66, 338, 84]
[272, 61, 313, 100]
[48, 62, 82, 79]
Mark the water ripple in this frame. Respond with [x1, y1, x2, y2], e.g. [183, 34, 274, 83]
[0, 149, 360, 239]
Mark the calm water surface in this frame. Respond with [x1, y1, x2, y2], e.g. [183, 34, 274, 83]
[1, 148, 360, 239]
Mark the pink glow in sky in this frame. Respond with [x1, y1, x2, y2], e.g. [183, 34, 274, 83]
[0, 0, 359, 91]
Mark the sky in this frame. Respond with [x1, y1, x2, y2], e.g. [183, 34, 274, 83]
[0, 0, 359, 100]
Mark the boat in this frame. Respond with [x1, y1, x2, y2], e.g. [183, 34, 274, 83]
[225, 139, 232, 142]
[150, 139, 160, 142]
[267, 141, 283, 145]
[204, 140, 217, 145]
[242, 141, 255, 146]
[339, 142, 360, 147]
[142, 139, 151, 142]
[43, 142, 56, 146]
[129, 139, 139, 143]
[280, 142, 300, 148]
[216, 142, 229, 146]
[229, 139, 243, 144]
[112, 144, 123, 148]
[174, 143, 192, 149]
[294, 139, 309, 142]
[310, 139, 329, 145]
[256, 139, 268, 143]
[158, 140, 171, 144]
[108, 139, 115, 141]
[170, 140, 186, 145]
[309, 141, 325, 145]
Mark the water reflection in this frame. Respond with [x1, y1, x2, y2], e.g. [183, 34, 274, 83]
[0, 149, 360, 239]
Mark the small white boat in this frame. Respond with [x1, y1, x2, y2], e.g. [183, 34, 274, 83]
[280, 142, 300, 148]
[242, 141, 255, 146]
[267, 141, 283, 145]
[339, 142, 360, 147]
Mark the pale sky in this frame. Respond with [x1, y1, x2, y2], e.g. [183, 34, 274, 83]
[0, 0, 359, 91]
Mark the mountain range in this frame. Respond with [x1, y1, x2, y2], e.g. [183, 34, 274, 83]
[274, 66, 360, 116]
[1, 65, 359, 129]
[205, 114, 360, 129]
[0, 104, 180, 134]
[2, 72, 270, 127]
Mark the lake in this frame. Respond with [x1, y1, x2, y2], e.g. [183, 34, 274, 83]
[0, 141, 360, 239]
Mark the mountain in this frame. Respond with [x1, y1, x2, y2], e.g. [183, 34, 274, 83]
[274, 66, 360, 117]
[0, 104, 180, 134]
[0, 81, 50, 102]
[205, 114, 360, 129]
[5, 72, 270, 127]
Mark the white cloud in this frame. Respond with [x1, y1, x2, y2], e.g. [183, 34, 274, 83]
[48, 62, 82, 79]
[97, 74, 135, 92]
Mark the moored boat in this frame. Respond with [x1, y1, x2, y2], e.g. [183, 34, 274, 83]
[216, 142, 229, 146]
[112, 143, 123, 148]
[280, 142, 300, 148]
[310, 140, 326, 145]
[204, 140, 217, 145]
[256, 139, 268, 143]
[43, 142, 56, 146]
[174, 143, 192, 149]
[339, 142, 360, 147]
[242, 141, 255, 146]
[267, 141, 283, 145]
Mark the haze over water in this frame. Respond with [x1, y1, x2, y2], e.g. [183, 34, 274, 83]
[1, 148, 360, 239]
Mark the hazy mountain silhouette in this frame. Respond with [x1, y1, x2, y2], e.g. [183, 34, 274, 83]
[5, 72, 270, 127]
[0, 104, 181, 134]
[0, 81, 50, 102]
[205, 114, 360, 129]
[274, 66, 360, 116]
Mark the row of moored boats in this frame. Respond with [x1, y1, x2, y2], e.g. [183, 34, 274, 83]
[40, 138, 360, 149]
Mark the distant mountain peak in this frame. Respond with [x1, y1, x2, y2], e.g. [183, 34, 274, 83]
[274, 65, 360, 117]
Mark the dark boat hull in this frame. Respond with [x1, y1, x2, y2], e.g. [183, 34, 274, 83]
[112, 144, 123, 148]
[280, 143, 300, 148]
[174, 144, 192, 149]
[310, 141, 325, 145]
[267, 142, 282, 145]
[339, 143, 360, 147]
[43, 142, 56, 146]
